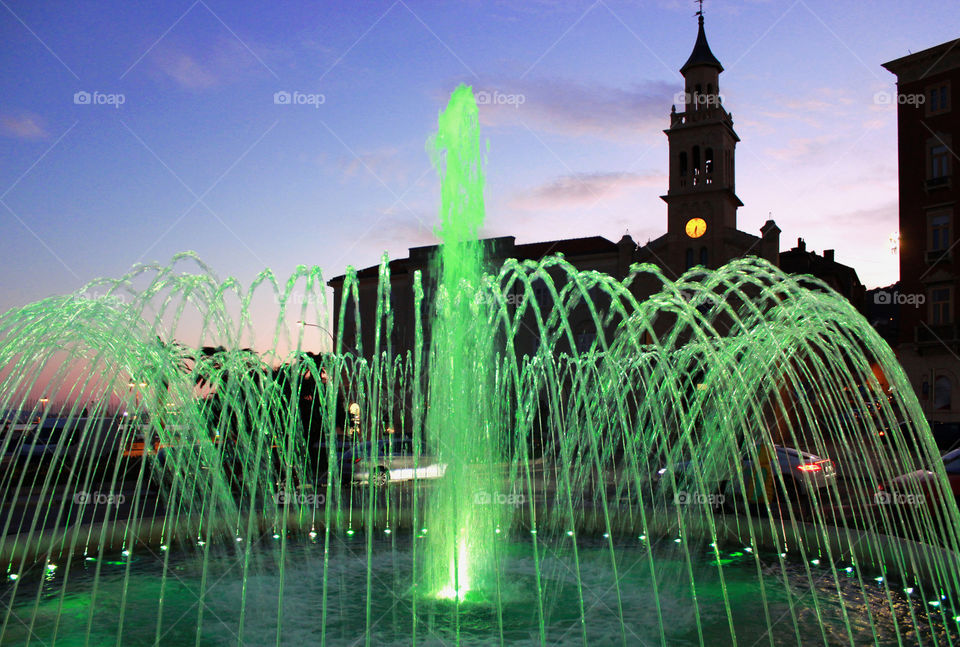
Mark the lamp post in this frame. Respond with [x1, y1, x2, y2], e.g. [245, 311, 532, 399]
[295, 320, 359, 357]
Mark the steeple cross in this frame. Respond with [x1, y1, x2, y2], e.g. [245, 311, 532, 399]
[696, 0, 703, 17]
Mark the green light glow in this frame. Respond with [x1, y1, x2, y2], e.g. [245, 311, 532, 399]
[0, 83, 958, 645]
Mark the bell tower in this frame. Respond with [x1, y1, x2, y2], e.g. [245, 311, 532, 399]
[661, 10, 743, 270]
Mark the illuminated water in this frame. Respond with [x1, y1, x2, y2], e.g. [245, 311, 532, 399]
[0, 86, 958, 645]
[6, 537, 956, 646]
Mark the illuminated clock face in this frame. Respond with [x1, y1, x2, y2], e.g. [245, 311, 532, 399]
[685, 217, 706, 239]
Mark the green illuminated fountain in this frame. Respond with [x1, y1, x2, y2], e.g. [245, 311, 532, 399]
[424, 85, 504, 604]
[0, 86, 959, 645]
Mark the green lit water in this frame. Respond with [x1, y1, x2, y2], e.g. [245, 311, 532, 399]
[0, 86, 959, 645]
[6, 537, 955, 646]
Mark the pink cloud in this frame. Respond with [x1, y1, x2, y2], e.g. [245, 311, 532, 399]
[0, 113, 48, 140]
[511, 171, 665, 209]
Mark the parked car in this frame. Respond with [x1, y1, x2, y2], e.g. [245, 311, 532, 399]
[656, 444, 837, 504]
[878, 448, 960, 509]
[338, 438, 446, 487]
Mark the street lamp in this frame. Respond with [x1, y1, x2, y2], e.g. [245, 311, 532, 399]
[296, 320, 358, 356]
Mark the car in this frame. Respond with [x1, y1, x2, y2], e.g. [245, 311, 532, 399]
[655, 444, 837, 505]
[878, 448, 960, 509]
[338, 438, 446, 487]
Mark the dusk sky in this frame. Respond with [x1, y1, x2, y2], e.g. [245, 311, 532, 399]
[0, 1, 953, 349]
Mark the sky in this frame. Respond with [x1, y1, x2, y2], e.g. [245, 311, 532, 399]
[0, 0, 953, 352]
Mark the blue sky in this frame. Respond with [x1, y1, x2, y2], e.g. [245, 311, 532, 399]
[0, 0, 952, 345]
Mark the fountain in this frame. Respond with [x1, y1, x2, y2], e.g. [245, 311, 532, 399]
[0, 85, 958, 645]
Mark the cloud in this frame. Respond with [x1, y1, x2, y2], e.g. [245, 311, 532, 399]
[468, 77, 675, 139]
[762, 134, 838, 162]
[152, 37, 273, 90]
[336, 146, 411, 186]
[511, 170, 665, 209]
[0, 113, 48, 140]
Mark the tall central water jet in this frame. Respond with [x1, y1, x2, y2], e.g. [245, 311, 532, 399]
[424, 84, 504, 602]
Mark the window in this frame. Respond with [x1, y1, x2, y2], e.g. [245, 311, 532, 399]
[931, 144, 950, 179]
[931, 287, 952, 325]
[929, 211, 951, 251]
[679, 151, 688, 177]
[574, 326, 596, 353]
[934, 375, 952, 410]
[699, 247, 708, 267]
[532, 281, 551, 312]
[944, 454, 960, 475]
[692, 146, 701, 183]
[704, 148, 714, 183]
[928, 83, 950, 114]
[685, 248, 695, 270]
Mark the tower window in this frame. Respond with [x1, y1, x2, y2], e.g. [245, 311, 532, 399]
[685, 248, 694, 270]
[679, 151, 688, 177]
[704, 148, 714, 183]
[699, 247, 708, 267]
[692, 146, 701, 183]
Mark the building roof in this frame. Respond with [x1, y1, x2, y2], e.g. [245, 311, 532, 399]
[327, 235, 619, 285]
[882, 38, 960, 79]
[681, 16, 724, 74]
[779, 239, 864, 304]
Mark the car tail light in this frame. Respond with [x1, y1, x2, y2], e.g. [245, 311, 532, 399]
[797, 463, 822, 472]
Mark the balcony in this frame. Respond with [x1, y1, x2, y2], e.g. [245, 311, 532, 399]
[925, 176, 952, 192]
[916, 323, 960, 344]
[926, 249, 953, 264]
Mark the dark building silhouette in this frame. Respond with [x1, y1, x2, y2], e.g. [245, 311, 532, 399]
[864, 282, 901, 347]
[779, 238, 866, 311]
[329, 15, 866, 360]
[883, 38, 960, 424]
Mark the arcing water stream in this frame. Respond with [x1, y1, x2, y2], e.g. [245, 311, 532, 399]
[0, 86, 958, 645]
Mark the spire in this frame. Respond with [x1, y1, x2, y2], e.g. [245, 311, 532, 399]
[681, 14, 723, 74]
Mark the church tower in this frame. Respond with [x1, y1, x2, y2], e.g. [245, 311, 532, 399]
[661, 11, 743, 271]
